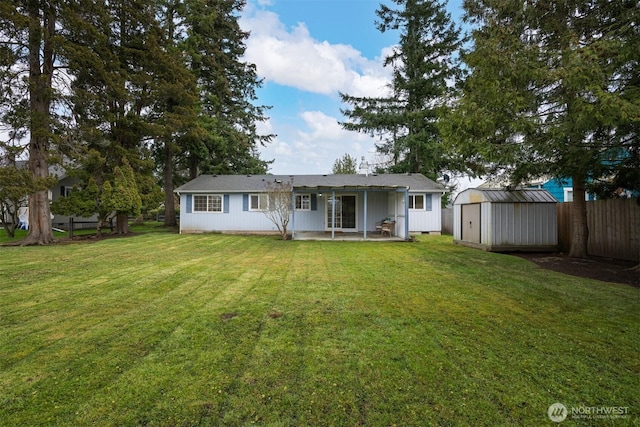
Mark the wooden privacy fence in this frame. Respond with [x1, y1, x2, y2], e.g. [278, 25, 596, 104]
[557, 199, 640, 261]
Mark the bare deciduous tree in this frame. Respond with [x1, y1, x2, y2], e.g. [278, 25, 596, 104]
[262, 179, 293, 240]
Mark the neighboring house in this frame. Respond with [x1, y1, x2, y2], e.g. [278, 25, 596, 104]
[524, 177, 596, 203]
[8, 162, 97, 230]
[175, 174, 446, 240]
[48, 164, 99, 229]
[479, 176, 595, 202]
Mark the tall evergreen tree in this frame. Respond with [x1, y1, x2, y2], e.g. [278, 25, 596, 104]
[340, 0, 461, 181]
[0, 1, 69, 244]
[101, 159, 142, 233]
[331, 154, 358, 174]
[151, 0, 200, 227]
[182, 0, 273, 179]
[147, 0, 273, 226]
[62, 0, 164, 234]
[442, 0, 640, 258]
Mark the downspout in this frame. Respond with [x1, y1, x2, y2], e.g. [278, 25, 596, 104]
[331, 190, 336, 240]
[291, 189, 296, 240]
[175, 190, 182, 234]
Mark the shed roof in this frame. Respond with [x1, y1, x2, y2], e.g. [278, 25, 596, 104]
[454, 188, 558, 204]
[175, 173, 445, 194]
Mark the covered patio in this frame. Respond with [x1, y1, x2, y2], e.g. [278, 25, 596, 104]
[290, 183, 410, 241]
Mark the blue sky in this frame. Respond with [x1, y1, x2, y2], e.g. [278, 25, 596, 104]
[240, 0, 467, 177]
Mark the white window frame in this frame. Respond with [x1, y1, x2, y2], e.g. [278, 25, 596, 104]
[193, 194, 223, 213]
[563, 187, 573, 202]
[295, 194, 311, 211]
[408, 194, 425, 210]
[564, 187, 590, 202]
[249, 193, 269, 211]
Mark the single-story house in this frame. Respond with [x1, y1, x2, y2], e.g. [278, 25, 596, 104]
[175, 173, 446, 240]
[453, 188, 558, 251]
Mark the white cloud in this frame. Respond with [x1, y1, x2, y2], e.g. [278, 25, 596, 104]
[240, 8, 391, 97]
[242, 2, 392, 174]
[259, 110, 380, 174]
[298, 111, 344, 141]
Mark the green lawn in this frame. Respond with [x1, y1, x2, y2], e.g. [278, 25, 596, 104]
[1, 226, 638, 426]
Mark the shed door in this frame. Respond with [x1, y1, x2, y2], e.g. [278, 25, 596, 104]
[461, 204, 481, 243]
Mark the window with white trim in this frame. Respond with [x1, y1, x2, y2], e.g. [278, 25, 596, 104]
[564, 188, 573, 202]
[193, 195, 223, 212]
[408, 194, 425, 210]
[250, 194, 269, 211]
[564, 187, 590, 202]
[295, 194, 311, 211]
[408, 193, 433, 211]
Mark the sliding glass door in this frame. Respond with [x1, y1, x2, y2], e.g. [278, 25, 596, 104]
[326, 195, 357, 231]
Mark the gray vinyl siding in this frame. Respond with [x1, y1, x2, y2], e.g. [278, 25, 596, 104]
[453, 188, 557, 250]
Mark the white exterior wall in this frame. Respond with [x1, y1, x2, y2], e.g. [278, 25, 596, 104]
[179, 193, 279, 233]
[387, 192, 402, 236]
[179, 190, 442, 237]
[360, 192, 389, 232]
[408, 192, 442, 233]
[292, 194, 325, 232]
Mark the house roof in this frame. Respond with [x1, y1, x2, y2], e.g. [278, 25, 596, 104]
[7, 160, 68, 180]
[175, 173, 446, 194]
[454, 188, 558, 204]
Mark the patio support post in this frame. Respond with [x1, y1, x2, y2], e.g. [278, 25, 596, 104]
[331, 190, 336, 240]
[363, 190, 368, 239]
[291, 190, 296, 240]
[404, 188, 410, 240]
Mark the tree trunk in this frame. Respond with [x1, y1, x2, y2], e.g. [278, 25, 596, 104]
[22, 3, 55, 246]
[163, 142, 177, 226]
[0, 202, 17, 238]
[189, 155, 198, 180]
[115, 212, 129, 234]
[1, 222, 16, 239]
[568, 174, 589, 258]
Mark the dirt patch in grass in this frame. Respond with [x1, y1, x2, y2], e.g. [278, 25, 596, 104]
[220, 313, 238, 321]
[515, 252, 639, 287]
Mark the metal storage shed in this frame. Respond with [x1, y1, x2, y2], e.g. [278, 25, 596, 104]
[453, 188, 558, 252]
